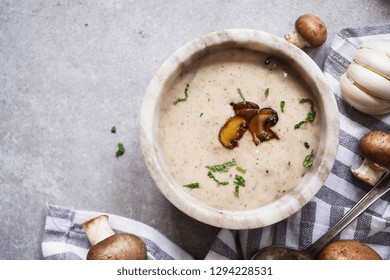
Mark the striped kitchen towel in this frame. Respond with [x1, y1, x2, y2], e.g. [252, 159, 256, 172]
[42, 204, 193, 260]
[205, 23, 390, 260]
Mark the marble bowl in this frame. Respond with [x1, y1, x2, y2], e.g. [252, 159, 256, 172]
[140, 29, 339, 229]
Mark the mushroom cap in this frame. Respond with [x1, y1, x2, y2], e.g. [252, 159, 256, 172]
[87, 233, 147, 260]
[317, 240, 382, 260]
[358, 131, 390, 171]
[295, 14, 327, 47]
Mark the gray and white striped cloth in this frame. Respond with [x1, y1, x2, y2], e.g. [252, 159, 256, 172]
[42, 24, 390, 260]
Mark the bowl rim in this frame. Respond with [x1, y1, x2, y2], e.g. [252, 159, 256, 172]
[140, 29, 340, 229]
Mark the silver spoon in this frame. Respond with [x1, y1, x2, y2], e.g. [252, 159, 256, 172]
[252, 172, 390, 260]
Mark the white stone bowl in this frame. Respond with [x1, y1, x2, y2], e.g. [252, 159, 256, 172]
[140, 29, 339, 229]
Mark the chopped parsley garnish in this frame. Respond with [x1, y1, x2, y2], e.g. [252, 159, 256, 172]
[236, 88, 246, 105]
[111, 126, 116, 133]
[306, 111, 316, 122]
[206, 159, 236, 173]
[173, 83, 190, 105]
[116, 142, 125, 157]
[294, 120, 306, 129]
[200, 113, 203, 117]
[300, 98, 316, 122]
[207, 171, 229, 185]
[303, 149, 314, 168]
[264, 88, 270, 98]
[236, 166, 246, 174]
[299, 98, 313, 105]
[260, 130, 270, 140]
[183, 182, 200, 189]
[294, 98, 317, 129]
[234, 175, 246, 196]
[204, 160, 247, 196]
[280, 101, 285, 113]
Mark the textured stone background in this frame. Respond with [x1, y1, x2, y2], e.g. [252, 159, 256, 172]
[0, 0, 389, 259]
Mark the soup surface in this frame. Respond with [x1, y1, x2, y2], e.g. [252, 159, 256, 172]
[158, 49, 320, 211]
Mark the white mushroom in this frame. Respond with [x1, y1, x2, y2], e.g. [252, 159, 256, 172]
[340, 40, 390, 115]
[351, 131, 390, 186]
[285, 14, 327, 48]
[82, 215, 147, 260]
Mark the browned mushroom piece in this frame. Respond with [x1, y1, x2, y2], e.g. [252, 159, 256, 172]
[82, 215, 147, 260]
[317, 240, 382, 260]
[230, 101, 260, 119]
[285, 14, 327, 48]
[249, 108, 279, 145]
[351, 131, 390, 186]
[219, 115, 248, 149]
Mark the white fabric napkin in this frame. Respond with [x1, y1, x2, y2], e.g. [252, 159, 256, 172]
[42, 23, 390, 260]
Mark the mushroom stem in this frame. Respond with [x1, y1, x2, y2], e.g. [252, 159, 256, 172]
[82, 215, 115, 246]
[284, 31, 307, 49]
[351, 158, 386, 186]
[351, 131, 390, 186]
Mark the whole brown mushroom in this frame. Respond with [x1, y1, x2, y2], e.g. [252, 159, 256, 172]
[351, 131, 390, 186]
[285, 14, 327, 48]
[82, 215, 147, 260]
[359, 131, 390, 171]
[317, 240, 382, 260]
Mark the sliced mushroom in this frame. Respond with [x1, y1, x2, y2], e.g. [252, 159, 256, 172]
[285, 14, 327, 48]
[82, 215, 147, 260]
[351, 131, 390, 186]
[230, 101, 260, 119]
[249, 108, 279, 145]
[219, 116, 248, 149]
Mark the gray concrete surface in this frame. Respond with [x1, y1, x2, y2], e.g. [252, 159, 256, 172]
[0, 0, 389, 260]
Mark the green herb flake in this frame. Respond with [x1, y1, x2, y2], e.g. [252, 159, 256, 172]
[111, 126, 116, 133]
[116, 142, 125, 157]
[260, 130, 270, 140]
[306, 111, 316, 122]
[183, 182, 200, 189]
[299, 98, 313, 105]
[294, 120, 306, 129]
[264, 88, 270, 98]
[300, 98, 316, 122]
[294, 98, 317, 129]
[173, 83, 190, 105]
[280, 101, 285, 113]
[207, 171, 229, 185]
[200, 113, 203, 117]
[236, 166, 246, 174]
[234, 174, 246, 196]
[303, 149, 314, 168]
[236, 88, 246, 105]
[206, 159, 236, 173]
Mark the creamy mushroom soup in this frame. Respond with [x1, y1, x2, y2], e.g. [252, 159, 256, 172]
[158, 49, 321, 211]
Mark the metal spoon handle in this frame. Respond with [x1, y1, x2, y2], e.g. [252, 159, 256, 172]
[305, 172, 390, 258]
